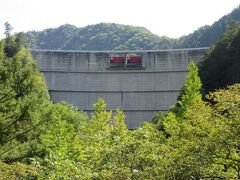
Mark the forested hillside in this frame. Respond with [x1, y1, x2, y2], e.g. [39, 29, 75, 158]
[24, 23, 174, 50]
[24, 6, 240, 50]
[199, 22, 240, 93]
[24, 24, 78, 49]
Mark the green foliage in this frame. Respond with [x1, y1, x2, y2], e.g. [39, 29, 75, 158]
[0, 34, 51, 162]
[39, 98, 129, 179]
[41, 105, 81, 160]
[24, 24, 78, 49]
[160, 84, 240, 179]
[40, 103, 89, 179]
[199, 22, 240, 93]
[198, 84, 240, 178]
[176, 62, 202, 116]
[0, 161, 39, 179]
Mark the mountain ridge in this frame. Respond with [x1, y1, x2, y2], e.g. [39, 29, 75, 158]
[24, 6, 240, 50]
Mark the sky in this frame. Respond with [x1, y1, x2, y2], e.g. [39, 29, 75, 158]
[0, 0, 239, 38]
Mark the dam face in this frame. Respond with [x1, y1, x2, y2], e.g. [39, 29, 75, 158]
[32, 48, 207, 129]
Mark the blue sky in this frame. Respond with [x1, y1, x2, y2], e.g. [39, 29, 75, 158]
[0, 0, 239, 38]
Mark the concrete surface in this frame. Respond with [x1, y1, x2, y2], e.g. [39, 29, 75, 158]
[32, 48, 207, 129]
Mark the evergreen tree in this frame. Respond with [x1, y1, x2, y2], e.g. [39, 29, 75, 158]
[4, 22, 13, 38]
[174, 62, 202, 117]
[0, 34, 50, 162]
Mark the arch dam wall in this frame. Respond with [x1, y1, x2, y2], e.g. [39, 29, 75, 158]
[32, 48, 207, 129]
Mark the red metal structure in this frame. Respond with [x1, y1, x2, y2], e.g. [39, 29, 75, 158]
[126, 55, 142, 67]
[109, 54, 142, 68]
[109, 56, 125, 67]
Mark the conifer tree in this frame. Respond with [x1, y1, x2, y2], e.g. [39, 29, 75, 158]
[176, 62, 202, 117]
[0, 34, 50, 161]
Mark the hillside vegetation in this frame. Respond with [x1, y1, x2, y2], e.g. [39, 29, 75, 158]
[24, 23, 174, 50]
[199, 22, 240, 93]
[24, 6, 240, 50]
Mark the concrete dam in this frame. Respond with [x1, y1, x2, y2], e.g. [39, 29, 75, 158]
[32, 48, 207, 129]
